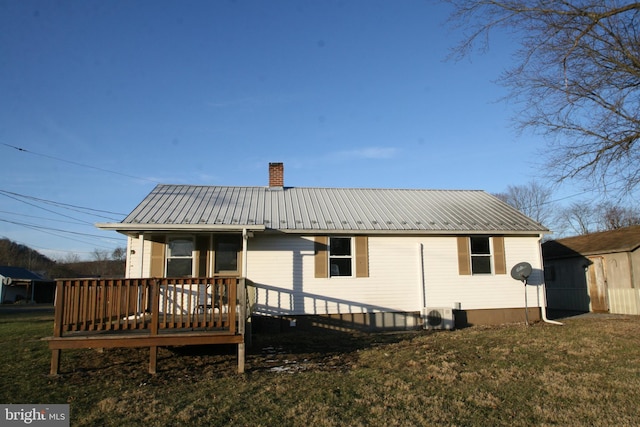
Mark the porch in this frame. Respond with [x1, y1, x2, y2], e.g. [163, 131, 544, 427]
[45, 277, 249, 375]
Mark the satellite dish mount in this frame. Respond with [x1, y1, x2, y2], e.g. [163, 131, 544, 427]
[510, 262, 533, 325]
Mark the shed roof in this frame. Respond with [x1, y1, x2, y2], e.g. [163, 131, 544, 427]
[99, 185, 548, 235]
[543, 225, 640, 259]
[0, 266, 48, 281]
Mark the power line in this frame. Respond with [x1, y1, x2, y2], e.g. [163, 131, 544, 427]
[0, 210, 90, 226]
[498, 176, 639, 214]
[0, 189, 127, 217]
[0, 235, 108, 256]
[0, 189, 125, 222]
[0, 191, 103, 225]
[0, 191, 97, 224]
[0, 222, 122, 251]
[0, 218, 125, 242]
[3, 143, 162, 184]
[0, 191, 127, 252]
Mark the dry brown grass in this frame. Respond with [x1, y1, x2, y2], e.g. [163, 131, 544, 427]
[1, 307, 640, 426]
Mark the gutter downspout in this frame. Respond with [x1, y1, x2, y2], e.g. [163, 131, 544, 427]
[419, 243, 426, 309]
[538, 234, 563, 325]
[416, 243, 427, 329]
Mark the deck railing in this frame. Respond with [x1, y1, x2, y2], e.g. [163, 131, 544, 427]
[48, 277, 247, 374]
[54, 277, 243, 336]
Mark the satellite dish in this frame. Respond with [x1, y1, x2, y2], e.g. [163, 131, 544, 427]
[2, 277, 12, 286]
[510, 262, 532, 282]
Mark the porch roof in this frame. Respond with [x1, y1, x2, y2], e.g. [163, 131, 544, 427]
[97, 185, 548, 235]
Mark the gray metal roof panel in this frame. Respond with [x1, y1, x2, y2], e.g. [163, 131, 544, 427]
[120, 185, 548, 233]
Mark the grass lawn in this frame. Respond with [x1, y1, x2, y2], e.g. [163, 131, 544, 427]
[1, 306, 639, 426]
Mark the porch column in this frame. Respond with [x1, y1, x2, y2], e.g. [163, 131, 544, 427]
[242, 228, 249, 278]
[139, 233, 145, 278]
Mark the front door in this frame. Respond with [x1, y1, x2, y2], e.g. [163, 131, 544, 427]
[587, 256, 608, 312]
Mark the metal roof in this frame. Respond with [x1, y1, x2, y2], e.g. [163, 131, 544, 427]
[99, 185, 548, 235]
[0, 266, 48, 281]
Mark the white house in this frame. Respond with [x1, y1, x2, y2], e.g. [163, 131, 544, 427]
[97, 163, 550, 330]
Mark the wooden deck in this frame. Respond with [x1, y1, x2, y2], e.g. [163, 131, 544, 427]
[45, 277, 248, 375]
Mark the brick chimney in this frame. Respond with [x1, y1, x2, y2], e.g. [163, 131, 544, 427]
[269, 162, 284, 188]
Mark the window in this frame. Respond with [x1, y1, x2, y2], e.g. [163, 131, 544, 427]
[470, 236, 492, 274]
[314, 236, 369, 279]
[214, 236, 241, 274]
[166, 237, 194, 277]
[329, 237, 353, 277]
[457, 236, 506, 276]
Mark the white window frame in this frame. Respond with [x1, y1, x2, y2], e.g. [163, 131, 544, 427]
[469, 236, 493, 275]
[329, 236, 354, 278]
[166, 236, 195, 277]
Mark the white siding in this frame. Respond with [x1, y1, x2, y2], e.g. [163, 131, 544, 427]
[246, 234, 544, 316]
[125, 234, 152, 279]
[247, 235, 423, 316]
[424, 236, 544, 310]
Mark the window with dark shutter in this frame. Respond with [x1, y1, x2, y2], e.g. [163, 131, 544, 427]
[315, 235, 369, 278]
[457, 236, 507, 275]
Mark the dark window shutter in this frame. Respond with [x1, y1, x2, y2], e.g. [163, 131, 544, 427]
[493, 236, 506, 275]
[314, 236, 328, 278]
[150, 239, 166, 278]
[355, 236, 369, 278]
[457, 236, 471, 275]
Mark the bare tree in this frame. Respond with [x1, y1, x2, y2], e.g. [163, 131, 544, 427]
[91, 249, 110, 277]
[111, 247, 126, 261]
[598, 202, 640, 230]
[60, 252, 81, 264]
[446, 1, 640, 194]
[91, 249, 110, 262]
[555, 201, 599, 236]
[554, 199, 640, 236]
[494, 181, 555, 226]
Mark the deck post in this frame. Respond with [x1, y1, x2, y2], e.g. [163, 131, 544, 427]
[149, 346, 158, 374]
[149, 279, 160, 374]
[50, 349, 61, 376]
[50, 280, 65, 375]
[238, 342, 245, 374]
[238, 278, 246, 373]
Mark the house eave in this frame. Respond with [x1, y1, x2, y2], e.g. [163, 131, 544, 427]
[96, 222, 547, 237]
[95, 223, 267, 234]
[274, 228, 548, 236]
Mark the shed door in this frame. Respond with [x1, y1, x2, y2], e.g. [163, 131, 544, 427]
[587, 256, 608, 312]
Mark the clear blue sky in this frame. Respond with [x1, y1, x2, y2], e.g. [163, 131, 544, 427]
[1, 0, 574, 260]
